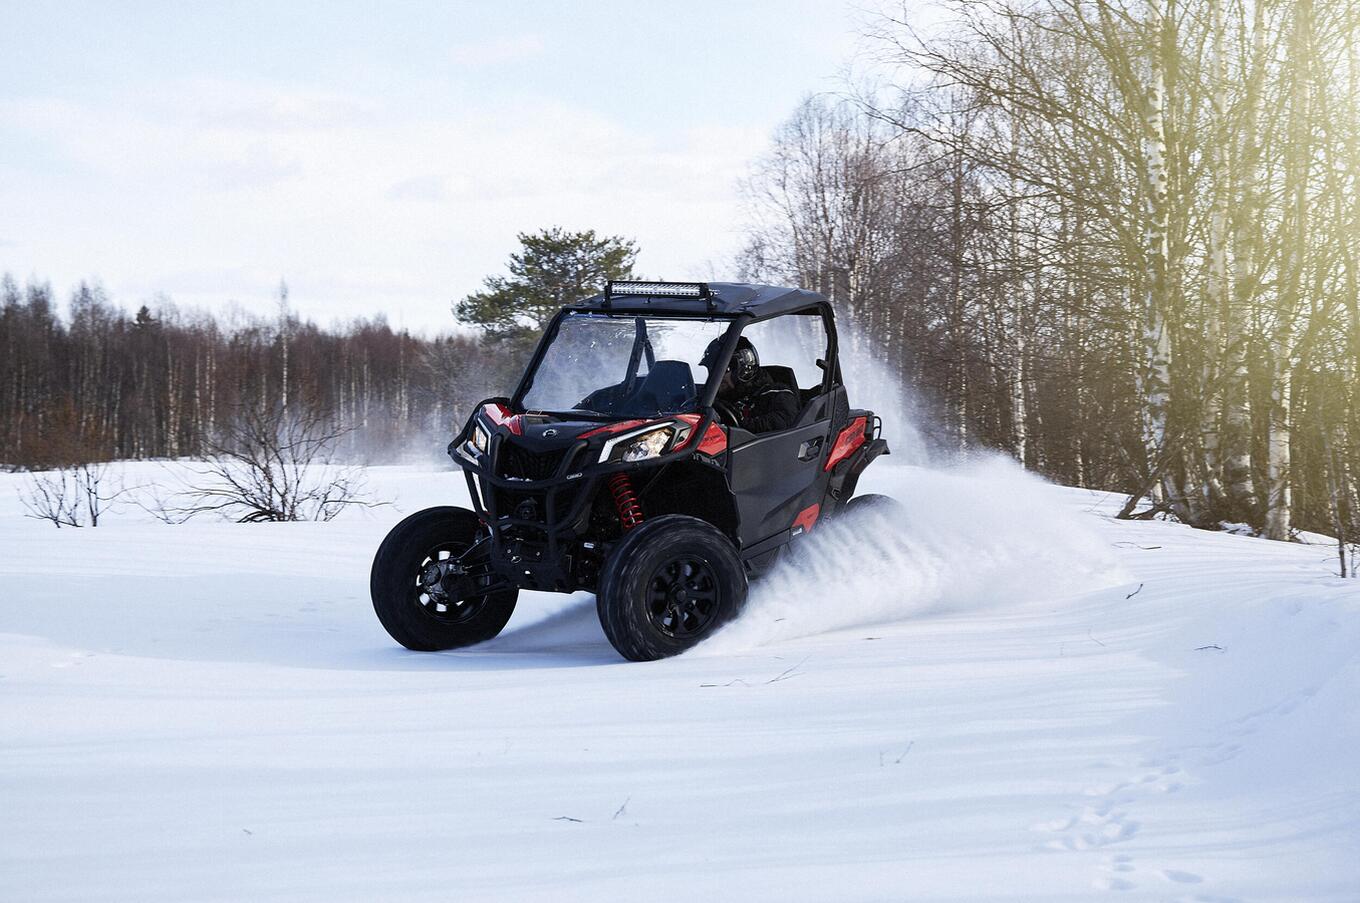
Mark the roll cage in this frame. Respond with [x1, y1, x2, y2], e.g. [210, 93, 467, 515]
[510, 281, 843, 417]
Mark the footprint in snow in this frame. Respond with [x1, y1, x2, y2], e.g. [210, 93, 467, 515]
[1081, 815, 1140, 848]
[1093, 876, 1135, 891]
[1105, 854, 1135, 873]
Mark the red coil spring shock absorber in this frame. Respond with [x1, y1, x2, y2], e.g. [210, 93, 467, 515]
[607, 473, 644, 531]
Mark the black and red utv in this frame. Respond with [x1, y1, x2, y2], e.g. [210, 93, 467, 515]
[371, 281, 890, 660]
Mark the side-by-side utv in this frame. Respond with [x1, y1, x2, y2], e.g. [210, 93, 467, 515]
[370, 281, 890, 660]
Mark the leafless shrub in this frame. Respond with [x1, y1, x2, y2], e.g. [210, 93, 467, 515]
[18, 469, 81, 527]
[173, 404, 384, 523]
[19, 461, 126, 527]
[132, 474, 197, 524]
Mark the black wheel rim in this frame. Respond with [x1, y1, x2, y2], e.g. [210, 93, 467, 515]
[413, 541, 495, 623]
[646, 554, 721, 639]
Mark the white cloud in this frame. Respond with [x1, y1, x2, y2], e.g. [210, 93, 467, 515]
[0, 80, 769, 332]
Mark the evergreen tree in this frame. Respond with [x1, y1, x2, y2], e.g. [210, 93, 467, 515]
[455, 228, 638, 343]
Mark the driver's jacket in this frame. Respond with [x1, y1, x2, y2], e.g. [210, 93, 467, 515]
[722, 370, 799, 434]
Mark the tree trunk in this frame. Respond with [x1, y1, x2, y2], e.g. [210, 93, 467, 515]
[1264, 0, 1313, 541]
[950, 141, 969, 450]
[1200, 0, 1229, 516]
[1141, 0, 1173, 507]
[1263, 357, 1293, 540]
[1223, 0, 1266, 523]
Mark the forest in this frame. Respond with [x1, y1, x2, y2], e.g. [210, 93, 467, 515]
[4, 0, 1358, 548]
[0, 275, 515, 468]
[738, 0, 1360, 545]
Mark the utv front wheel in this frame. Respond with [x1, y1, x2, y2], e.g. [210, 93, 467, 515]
[370, 506, 517, 651]
[597, 515, 747, 661]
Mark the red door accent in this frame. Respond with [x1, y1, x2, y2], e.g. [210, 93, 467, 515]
[793, 503, 820, 534]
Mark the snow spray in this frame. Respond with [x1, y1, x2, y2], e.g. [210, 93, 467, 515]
[698, 331, 1123, 653]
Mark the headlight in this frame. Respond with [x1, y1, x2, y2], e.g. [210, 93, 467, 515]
[620, 427, 672, 462]
[471, 423, 490, 454]
[601, 425, 677, 463]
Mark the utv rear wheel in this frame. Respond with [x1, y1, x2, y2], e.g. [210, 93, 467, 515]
[370, 506, 517, 651]
[597, 515, 746, 661]
[845, 493, 905, 519]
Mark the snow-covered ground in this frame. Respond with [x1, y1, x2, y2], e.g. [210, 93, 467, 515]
[2, 460, 1357, 902]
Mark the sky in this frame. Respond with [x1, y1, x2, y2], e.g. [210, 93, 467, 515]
[0, 1, 875, 333]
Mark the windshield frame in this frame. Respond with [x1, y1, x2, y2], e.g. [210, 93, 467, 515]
[510, 310, 745, 418]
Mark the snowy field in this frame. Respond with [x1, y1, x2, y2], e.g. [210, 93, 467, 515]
[2, 459, 1358, 902]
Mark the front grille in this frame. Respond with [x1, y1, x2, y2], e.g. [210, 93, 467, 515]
[487, 440, 583, 529]
[491, 484, 582, 526]
[496, 441, 571, 481]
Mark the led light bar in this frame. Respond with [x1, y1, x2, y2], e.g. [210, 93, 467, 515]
[606, 280, 709, 298]
[602, 280, 715, 312]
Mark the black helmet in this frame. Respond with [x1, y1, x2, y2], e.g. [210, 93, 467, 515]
[701, 335, 760, 386]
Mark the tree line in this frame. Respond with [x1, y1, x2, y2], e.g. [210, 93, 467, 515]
[737, 0, 1360, 553]
[0, 274, 515, 469]
[0, 227, 638, 473]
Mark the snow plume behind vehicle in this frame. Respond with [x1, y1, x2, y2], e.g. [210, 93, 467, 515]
[835, 333, 931, 465]
[701, 332, 1122, 652]
[701, 459, 1122, 651]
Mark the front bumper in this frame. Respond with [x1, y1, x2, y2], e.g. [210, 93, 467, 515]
[450, 415, 727, 592]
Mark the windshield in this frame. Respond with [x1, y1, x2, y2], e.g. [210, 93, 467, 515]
[520, 313, 732, 418]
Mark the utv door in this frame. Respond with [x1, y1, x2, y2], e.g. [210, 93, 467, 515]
[728, 393, 838, 547]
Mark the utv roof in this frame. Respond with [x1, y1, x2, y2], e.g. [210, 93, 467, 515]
[571, 280, 832, 320]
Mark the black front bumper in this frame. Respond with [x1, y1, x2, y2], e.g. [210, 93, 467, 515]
[456, 434, 604, 592]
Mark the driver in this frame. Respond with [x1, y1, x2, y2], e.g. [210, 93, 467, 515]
[702, 336, 798, 433]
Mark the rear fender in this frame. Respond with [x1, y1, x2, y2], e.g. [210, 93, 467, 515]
[826, 414, 889, 511]
[840, 438, 889, 500]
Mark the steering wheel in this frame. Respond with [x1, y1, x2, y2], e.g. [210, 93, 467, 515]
[712, 399, 740, 427]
